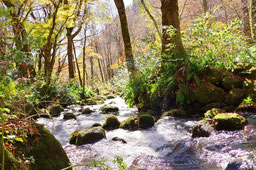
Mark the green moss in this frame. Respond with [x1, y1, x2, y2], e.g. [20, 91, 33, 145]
[120, 116, 138, 130]
[69, 127, 106, 146]
[48, 104, 64, 117]
[0, 147, 27, 170]
[199, 118, 212, 124]
[204, 108, 225, 118]
[161, 109, 186, 119]
[100, 106, 119, 115]
[138, 115, 155, 129]
[102, 116, 120, 130]
[213, 113, 248, 130]
[28, 126, 71, 170]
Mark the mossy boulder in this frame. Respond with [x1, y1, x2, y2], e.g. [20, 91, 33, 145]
[28, 126, 71, 170]
[161, 109, 187, 118]
[106, 95, 115, 99]
[204, 108, 225, 118]
[222, 76, 244, 91]
[213, 113, 248, 131]
[194, 82, 226, 104]
[120, 116, 138, 130]
[225, 88, 245, 106]
[48, 104, 64, 117]
[80, 108, 93, 115]
[138, 115, 155, 129]
[0, 147, 28, 170]
[236, 103, 256, 113]
[244, 66, 256, 80]
[100, 106, 119, 115]
[63, 113, 77, 120]
[91, 123, 101, 127]
[84, 98, 97, 105]
[192, 121, 215, 138]
[102, 116, 120, 130]
[69, 127, 106, 145]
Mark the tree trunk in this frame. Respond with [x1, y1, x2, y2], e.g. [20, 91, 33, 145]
[114, 0, 136, 80]
[90, 57, 94, 85]
[161, 0, 185, 57]
[202, 0, 208, 13]
[73, 41, 82, 86]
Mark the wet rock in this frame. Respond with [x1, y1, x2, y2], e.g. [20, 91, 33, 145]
[80, 108, 93, 115]
[204, 108, 225, 118]
[63, 113, 77, 120]
[213, 113, 248, 131]
[102, 116, 120, 130]
[161, 109, 187, 118]
[194, 82, 226, 104]
[225, 88, 245, 106]
[100, 106, 119, 115]
[120, 116, 138, 130]
[192, 121, 215, 138]
[69, 127, 106, 145]
[222, 76, 244, 91]
[48, 104, 64, 117]
[91, 123, 101, 128]
[225, 160, 243, 170]
[138, 115, 155, 129]
[112, 137, 127, 144]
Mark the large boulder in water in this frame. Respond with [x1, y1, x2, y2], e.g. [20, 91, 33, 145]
[27, 126, 71, 170]
[102, 116, 120, 130]
[213, 113, 248, 131]
[80, 108, 93, 114]
[161, 109, 187, 118]
[225, 88, 245, 106]
[138, 115, 155, 129]
[69, 127, 106, 145]
[63, 113, 77, 120]
[120, 116, 138, 130]
[192, 120, 215, 138]
[194, 82, 226, 104]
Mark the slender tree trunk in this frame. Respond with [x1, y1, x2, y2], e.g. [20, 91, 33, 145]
[67, 28, 75, 79]
[73, 42, 82, 86]
[114, 0, 136, 80]
[242, 0, 251, 38]
[202, 0, 208, 13]
[90, 57, 94, 85]
[161, 0, 185, 57]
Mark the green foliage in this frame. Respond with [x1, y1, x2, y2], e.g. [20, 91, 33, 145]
[183, 17, 256, 70]
[114, 156, 127, 170]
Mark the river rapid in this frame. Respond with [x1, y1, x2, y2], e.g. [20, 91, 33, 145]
[37, 97, 256, 170]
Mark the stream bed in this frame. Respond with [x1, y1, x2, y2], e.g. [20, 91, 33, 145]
[37, 97, 256, 170]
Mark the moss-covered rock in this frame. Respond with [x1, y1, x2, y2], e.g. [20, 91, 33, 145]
[161, 109, 187, 118]
[84, 98, 97, 105]
[28, 126, 71, 170]
[63, 113, 77, 120]
[244, 66, 256, 80]
[207, 68, 223, 85]
[236, 103, 256, 113]
[48, 104, 64, 117]
[194, 82, 226, 104]
[91, 123, 101, 128]
[106, 95, 115, 99]
[225, 88, 245, 106]
[222, 76, 244, 91]
[138, 115, 155, 129]
[69, 127, 106, 145]
[192, 121, 215, 138]
[0, 147, 28, 170]
[213, 113, 248, 131]
[120, 116, 138, 130]
[102, 116, 120, 130]
[80, 108, 93, 115]
[204, 108, 225, 118]
[100, 106, 119, 115]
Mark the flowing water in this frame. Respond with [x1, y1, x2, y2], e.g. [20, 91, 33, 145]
[37, 97, 256, 170]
